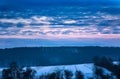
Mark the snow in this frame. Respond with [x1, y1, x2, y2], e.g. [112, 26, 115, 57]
[75, 64, 94, 79]
[0, 68, 3, 79]
[31, 64, 100, 79]
[31, 63, 115, 79]
[102, 67, 112, 75]
[113, 61, 119, 65]
[0, 63, 116, 79]
[97, 66, 112, 75]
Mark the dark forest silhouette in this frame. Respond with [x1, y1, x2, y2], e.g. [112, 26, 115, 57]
[0, 47, 120, 67]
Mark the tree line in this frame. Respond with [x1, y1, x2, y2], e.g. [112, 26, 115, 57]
[2, 62, 36, 79]
[93, 56, 120, 79]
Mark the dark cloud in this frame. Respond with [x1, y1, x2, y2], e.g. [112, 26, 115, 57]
[0, 0, 119, 7]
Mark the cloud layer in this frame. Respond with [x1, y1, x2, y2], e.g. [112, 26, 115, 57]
[0, 25, 120, 39]
[0, 6, 120, 48]
[0, 10, 120, 39]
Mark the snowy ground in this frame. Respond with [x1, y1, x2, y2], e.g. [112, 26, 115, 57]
[31, 63, 113, 79]
[0, 63, 116, 79]
[31, 64, 95, 79]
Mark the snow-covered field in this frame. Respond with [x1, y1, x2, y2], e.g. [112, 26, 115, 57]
[31, 63, 114, 79]
[0, 63, 116, 79]
[32, 64, 95, 79]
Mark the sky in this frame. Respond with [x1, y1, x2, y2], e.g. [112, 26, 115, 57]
[0, 0, 120, 48]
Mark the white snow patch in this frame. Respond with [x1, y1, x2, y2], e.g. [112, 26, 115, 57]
[113, 61, 120, 65]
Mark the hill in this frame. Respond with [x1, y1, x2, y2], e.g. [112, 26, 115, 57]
[0, 63, 117, 79]
[0, 47, 120, 67]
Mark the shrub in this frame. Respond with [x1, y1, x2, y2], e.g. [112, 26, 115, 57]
[64, 70, 73, 79]
[75, 71, 84, 79]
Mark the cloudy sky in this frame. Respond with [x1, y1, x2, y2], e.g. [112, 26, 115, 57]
[0, 0, 120, 48]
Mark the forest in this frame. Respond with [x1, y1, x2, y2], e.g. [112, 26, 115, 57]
[0, 47, 120, 67]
